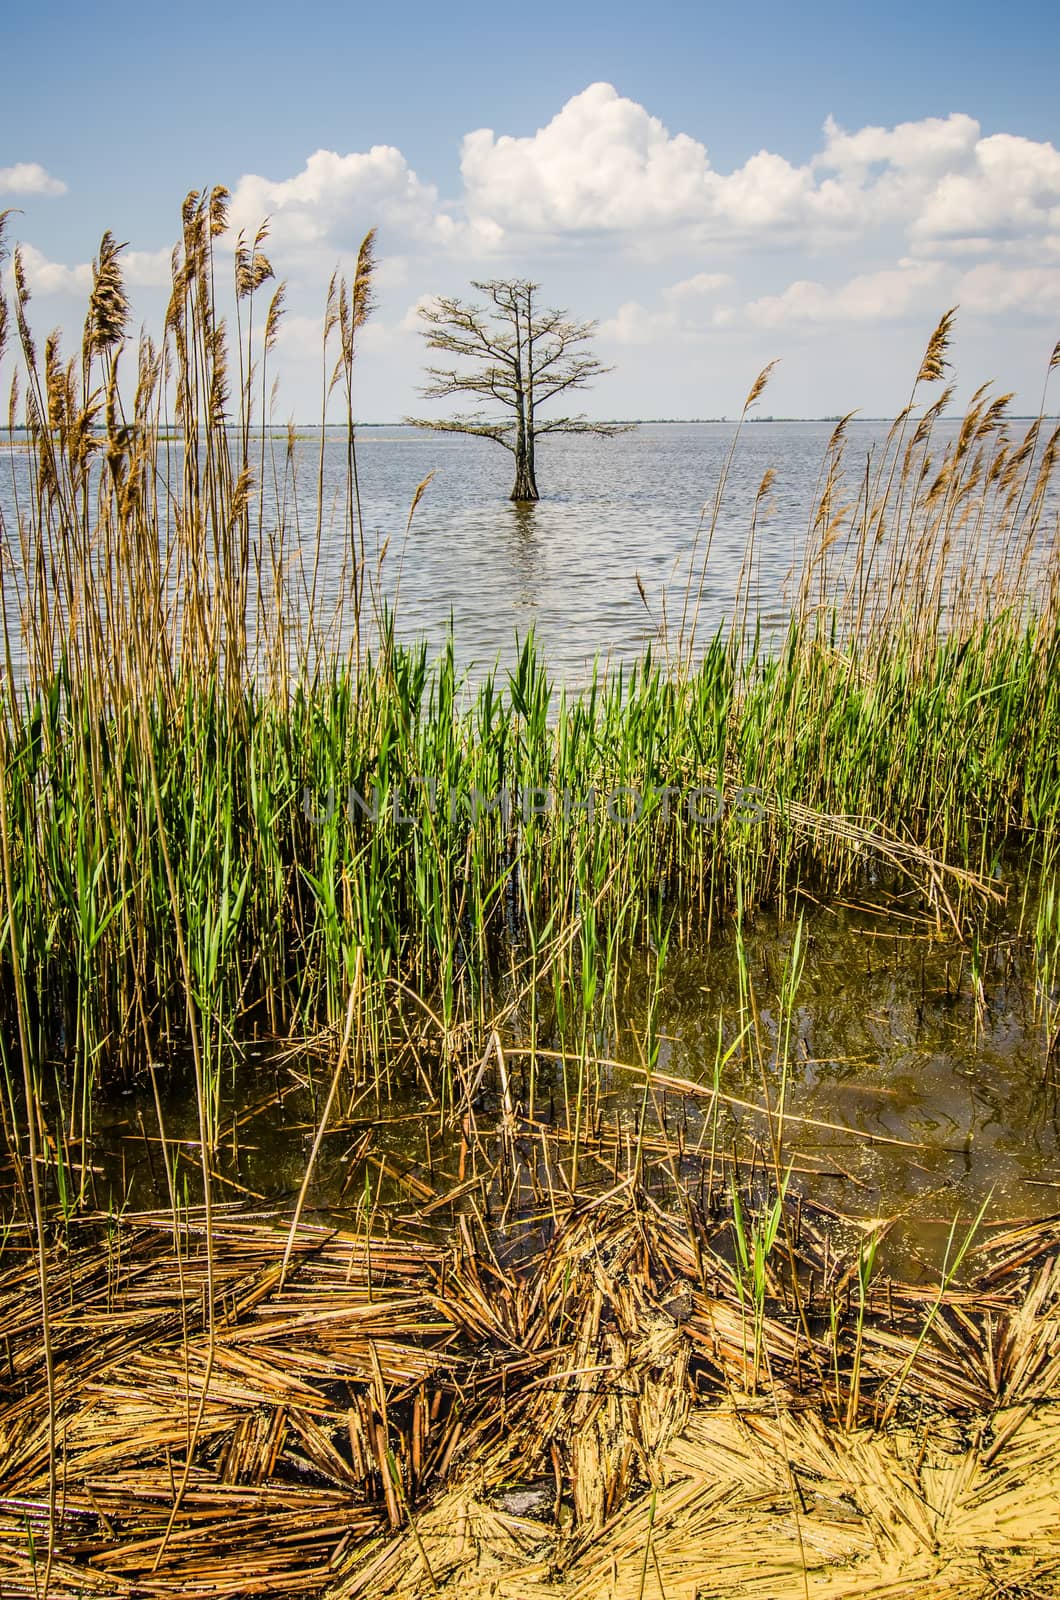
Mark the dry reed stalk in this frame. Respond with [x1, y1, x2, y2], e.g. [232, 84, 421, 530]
[0, 1177, 1058, 1597]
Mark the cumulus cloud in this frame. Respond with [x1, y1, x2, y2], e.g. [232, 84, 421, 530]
[746, 262, 946, 328]
[460, 84, 859, 239]
[17, 243, 92, 295]
[70, 91, 1048, 309]
[206, 90, 1060, 269]
[460, 83, 718, 233]
[227, 147, 449, 258]
[600, 301, 677, 345]
[912, 134, 1060, 241]
[221, 145, 513, 270]
[602, 272, 734, 343]
[399, 295, 440, 335]
[955, 261, 1060, 315]
[0, 161, 67, 197]
[458, 84, 850, 239]
[15, 242, 173, 297]
[123, 247, 175, 288]
[665, 272, 733, 298]
[456, 86, 1060, 256]
[610, 262, 954, 345]
[817, 112, 981, 177]
[809, 115, 1060, 252]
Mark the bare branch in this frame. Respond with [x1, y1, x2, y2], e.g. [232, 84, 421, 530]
[534, 359, 613, 408]
[421, 365, 519, 408]
[532, 417, 634, 438]
[404, 414, 516, 452]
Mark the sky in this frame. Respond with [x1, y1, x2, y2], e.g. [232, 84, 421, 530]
[2, 0, 1059, 421]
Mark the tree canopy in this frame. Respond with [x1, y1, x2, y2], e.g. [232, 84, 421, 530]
[405, 278, 627, 501]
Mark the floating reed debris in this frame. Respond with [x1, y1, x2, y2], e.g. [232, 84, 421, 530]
[1, 1183, 1059, 1597]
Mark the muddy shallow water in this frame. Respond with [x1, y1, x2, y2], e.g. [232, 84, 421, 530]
[72, 893, 1060, 1278]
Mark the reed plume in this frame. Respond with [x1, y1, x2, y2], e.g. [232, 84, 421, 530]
[84, 230, 130, 358]
[917, 306, 956, 384]
[352, 226, 378, 332]
[744, 360, 778, 411]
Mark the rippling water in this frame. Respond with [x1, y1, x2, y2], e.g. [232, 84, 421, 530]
[342, 421, 864, 679]
[4, 418, 1055, 685]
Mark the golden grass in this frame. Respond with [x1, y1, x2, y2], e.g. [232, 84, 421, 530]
[1, 1185, 1059, 1597]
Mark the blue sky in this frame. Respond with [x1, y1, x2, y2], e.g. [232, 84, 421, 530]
[3, 0, 1059, 418]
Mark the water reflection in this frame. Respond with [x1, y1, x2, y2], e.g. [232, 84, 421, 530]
[505, 500, 541, 618]
[81, 896, 1060, 1275]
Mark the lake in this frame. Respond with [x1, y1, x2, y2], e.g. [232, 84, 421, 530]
[328, 420, 893, 677]
[304, 415, 1058, 679]
[7, 417, 1017, 685]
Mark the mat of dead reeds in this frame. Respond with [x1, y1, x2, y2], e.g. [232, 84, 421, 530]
[1, 1186, 1059, 1598]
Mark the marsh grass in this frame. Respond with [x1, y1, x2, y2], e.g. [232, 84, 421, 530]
[0, 202, 1058, 1213]
[0, 198, 1057, 1168]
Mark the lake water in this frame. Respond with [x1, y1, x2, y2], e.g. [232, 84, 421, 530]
[336, 421, 875, 678]
[303, 416, 1057, 681]
[10, 417, 1041, 686]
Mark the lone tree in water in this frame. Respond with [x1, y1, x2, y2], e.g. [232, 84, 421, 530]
[406, 279, 627, 501]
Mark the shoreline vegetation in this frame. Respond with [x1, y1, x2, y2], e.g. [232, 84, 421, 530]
[1, 191, 1060, 1596]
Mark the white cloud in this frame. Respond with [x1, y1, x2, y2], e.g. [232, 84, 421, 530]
[746, 262, 946, 328]
[271, 312, 321, 342]
[222, 146, 511, 269]
[458, 84, 851, 239]
[123, 247, 174, 288]
[609, 260, 951, 346]
[955, 261, 1060, 316]
[15, 242, 173, 296]
[374, 254, 410, 290]
[0, 162, 67, 197]
[665, 272, 733, 298]
[399, 295, 440, 335]
[18, 243, 91, 295]
[600, 300, 677, 345]
[912, 133, 1060, 241]
[456, 86, 1060, 257]
[914, 236, 995, 258]
[227, 147, 447, 257]
[456, 85, 869, 241]
[461, 83, 718, 233]
[602, 272, 735, 343]
[817, 112, 981, 177]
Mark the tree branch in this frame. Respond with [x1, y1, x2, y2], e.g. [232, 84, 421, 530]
[421, 365, 518, 408]
[410, 282, 623, 483]
[532, 417, 634, 438]
[404, 415, 516, 452]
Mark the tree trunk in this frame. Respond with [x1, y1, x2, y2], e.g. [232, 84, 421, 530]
[510, 433, 539, 501]
[510, 314, 539, 500]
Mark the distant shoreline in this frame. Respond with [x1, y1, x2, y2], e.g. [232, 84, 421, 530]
[319, 415, 1043, 428]
[2, 416, 1041, 439]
